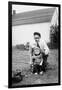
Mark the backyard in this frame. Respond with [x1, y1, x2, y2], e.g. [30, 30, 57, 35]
[12, 48, 58, 86]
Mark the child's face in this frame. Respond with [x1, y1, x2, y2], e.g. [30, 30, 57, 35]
[34, 47, 40, 55]
[34, 35, 40, 43]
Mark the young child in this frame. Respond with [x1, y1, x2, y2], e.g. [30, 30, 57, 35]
[30, 45, 43, 75]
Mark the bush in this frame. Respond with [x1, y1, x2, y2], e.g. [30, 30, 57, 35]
[16, 44, 26, 50]
[49, 24, 59, 49]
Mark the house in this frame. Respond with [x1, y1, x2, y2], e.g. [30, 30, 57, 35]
[12, 7, 58, 46]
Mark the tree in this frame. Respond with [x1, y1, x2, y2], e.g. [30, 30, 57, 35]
[50, 24, 58, 49]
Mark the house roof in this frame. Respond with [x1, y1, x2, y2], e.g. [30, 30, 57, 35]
[12, 8, 56, 26]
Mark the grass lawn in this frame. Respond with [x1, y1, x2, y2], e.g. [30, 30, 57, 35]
[12, 48, 59, 86]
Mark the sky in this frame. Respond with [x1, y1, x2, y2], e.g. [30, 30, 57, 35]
[12, 5, 56, 46]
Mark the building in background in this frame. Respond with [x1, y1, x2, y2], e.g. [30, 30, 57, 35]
[12, 6, 58, 46]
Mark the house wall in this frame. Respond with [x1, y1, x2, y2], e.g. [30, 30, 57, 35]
[12, 22, 50, 46]
[12, 7, 57, 46]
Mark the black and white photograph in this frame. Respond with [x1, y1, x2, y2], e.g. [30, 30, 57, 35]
[8, 2, 60, 88]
